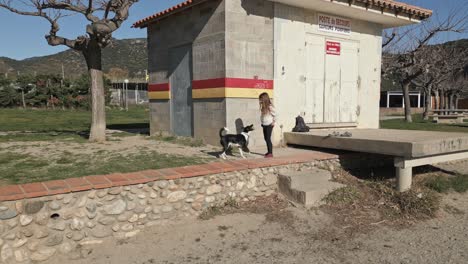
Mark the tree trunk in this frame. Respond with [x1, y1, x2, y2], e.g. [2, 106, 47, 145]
[423, 88, 432, 120]
[450, 94, 456, 110]
[21, 90, 26, 108]
[84, 40, 106, 142]
[402, 82, 412, 122]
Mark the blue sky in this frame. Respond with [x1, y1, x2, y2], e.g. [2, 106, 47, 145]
[0, 0, 466, 60]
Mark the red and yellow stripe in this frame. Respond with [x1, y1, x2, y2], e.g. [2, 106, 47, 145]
[148, 83, 170, 100]
[148, 78, 274, 100]
[192, 78, 273, 99]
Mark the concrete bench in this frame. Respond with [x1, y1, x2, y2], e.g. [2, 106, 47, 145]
[429, 114, 465, 124]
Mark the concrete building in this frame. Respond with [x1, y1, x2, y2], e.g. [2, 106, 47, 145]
[133, 0, 431, 147]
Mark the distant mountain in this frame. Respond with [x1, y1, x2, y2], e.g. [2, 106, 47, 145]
[0, 38, 148, 81]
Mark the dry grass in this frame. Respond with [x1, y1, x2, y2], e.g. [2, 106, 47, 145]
[321, 169, 442, 235]
[199, 195, 290, 221]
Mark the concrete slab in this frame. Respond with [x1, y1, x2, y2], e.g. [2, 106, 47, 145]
[284, 129, 468, 158]
[278, 169, 345, 207]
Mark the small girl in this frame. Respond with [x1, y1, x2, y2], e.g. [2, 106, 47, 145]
[259, 92, 277, 158]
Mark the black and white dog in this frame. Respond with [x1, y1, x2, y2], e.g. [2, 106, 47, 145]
[219, 124, 254, 159]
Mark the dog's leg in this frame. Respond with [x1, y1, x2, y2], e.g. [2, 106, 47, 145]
[220, 152, 227, 160]
[239, 147, 246, 159]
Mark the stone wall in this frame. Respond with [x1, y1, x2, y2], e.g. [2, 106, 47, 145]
[0, 159, 339, 263]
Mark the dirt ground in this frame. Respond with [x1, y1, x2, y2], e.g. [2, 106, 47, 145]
[47, 191, 468, 264]
[31, 149, 468, 264]
[0, 135, 218, 161]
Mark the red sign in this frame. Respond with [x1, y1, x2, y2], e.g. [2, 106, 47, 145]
[326, 41, 341, 55]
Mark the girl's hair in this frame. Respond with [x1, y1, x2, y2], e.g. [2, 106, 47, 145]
[259, 92, 272, 115]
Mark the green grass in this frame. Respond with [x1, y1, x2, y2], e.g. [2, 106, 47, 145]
[0, 106, 149, 141]
[381, 114, 468, 133]
[0, 151, 207, 185]
[424, 174, 468, 193]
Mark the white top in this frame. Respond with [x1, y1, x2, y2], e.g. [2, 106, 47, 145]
[261, 105, 277, 126]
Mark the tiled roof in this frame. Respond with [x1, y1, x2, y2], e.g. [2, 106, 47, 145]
[132, 0, 432, 28]
[357, 0, 432, 18]
[133, 0, 205, 28]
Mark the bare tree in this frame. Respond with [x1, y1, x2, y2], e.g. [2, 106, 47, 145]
[382, 6, 468, 122]
[0, 0, 139, 142]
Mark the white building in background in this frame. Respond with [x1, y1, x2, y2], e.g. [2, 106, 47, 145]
[134, 0, 432, 146]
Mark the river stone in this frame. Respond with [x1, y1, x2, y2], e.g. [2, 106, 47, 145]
[91, 226, 112, 238]
[0, 206, 7, 211]
[24, 201, 45, 215]
[0, 209, 17, 220]
[117, 212, 132, 222]
[206, 185, 222, 195]
[1, 244, 13, 262]
[79, 240, 103, 246]
[86, 202, 96, 213]
[21, 229, 34, 238]
[108, 187, 122, 195]
[263, 174, 277, 186]
[167, 191, 187, 202]
[247, 176, 257, 189]
[14, 248, 28, 262]
[35, 229, 49, 239]
[121, 224, 133, 232]
[236, 182, 245, 190]
[161, 206, 173, 213]
[63, 195, 74, 204]
[144, 206, 152, 213]
[128, 214, 139, 223]
[49, 201, 61, 210]
[71, 232, 85, 242]
[45, 233, 63, 247]
[35, 212, 49, 225]
[161, 190, 169, 198]
[97, 190, 107, 198]
[98, 216, 116, 226]
[205, 196, 215, 203]
[192, 203, 202, 211]
[70, 218, 84, 231]
[49, 221, 66, 231]
[126, 201, 136, 211]
[87, 190, 96, 199]
[59, 242, 74, 254]
[30, 248, 56, 262]
[157, 181, 169, 189]
[6, 219, 17, 229]
[13, 238, 28, 248]
[112, 224, 120, 232]
[19, 215, 33, 226]
[149, 192, 158, 199]
[87, 211, 97, 220]
[125, 230, 141, 238]
[103, 200, 126, 215]
[4, 232, 16, 240]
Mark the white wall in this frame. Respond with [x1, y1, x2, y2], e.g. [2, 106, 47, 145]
[273, 3, 383, 145]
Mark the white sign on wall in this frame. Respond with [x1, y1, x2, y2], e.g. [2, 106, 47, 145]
[318, 14, 351, 35]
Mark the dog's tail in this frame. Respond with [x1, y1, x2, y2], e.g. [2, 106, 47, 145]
[219, 127, 229, 137]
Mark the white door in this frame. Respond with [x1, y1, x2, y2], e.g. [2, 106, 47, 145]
[305, 34, 325, 123]
[323, 45, 341, 123]
[306, 38, 359, 124]
[339, 41, 359, 123]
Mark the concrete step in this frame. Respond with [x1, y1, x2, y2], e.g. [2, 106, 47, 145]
[278, 169, 345, 207]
